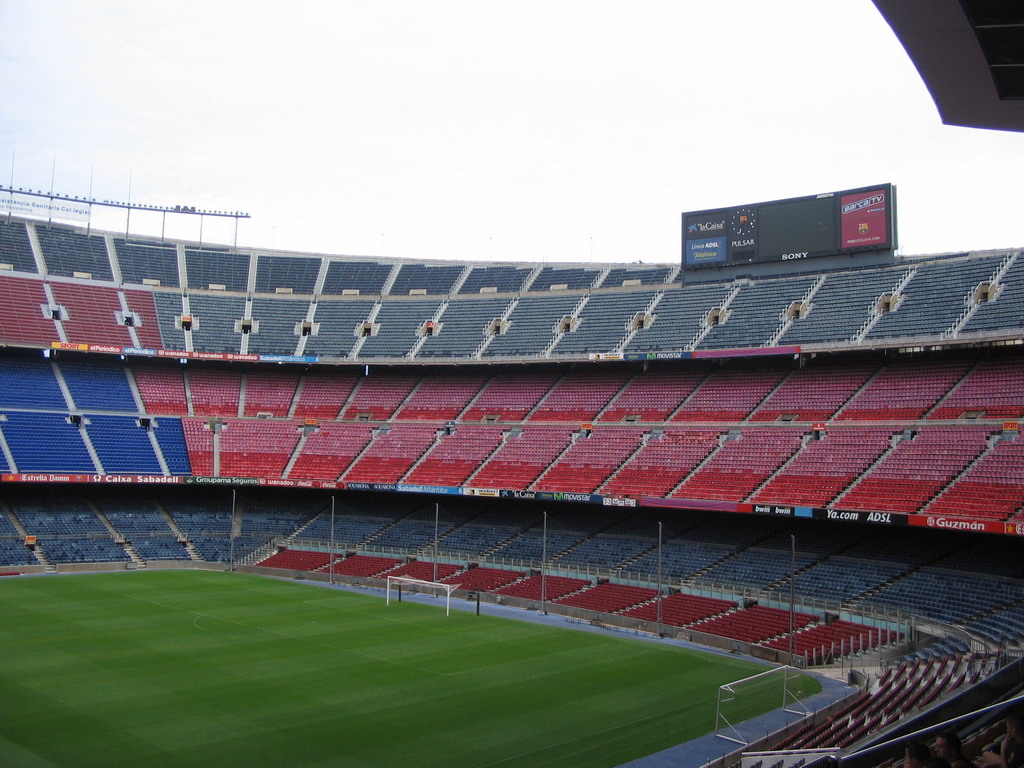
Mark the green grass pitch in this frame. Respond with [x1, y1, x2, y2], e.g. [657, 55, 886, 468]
[0, 570, 820, 767]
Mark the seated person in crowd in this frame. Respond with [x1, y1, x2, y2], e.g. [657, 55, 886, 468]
[976, 713, 1024, 768]
[904, 741, 932, 768]
[935, 731, 971, 768]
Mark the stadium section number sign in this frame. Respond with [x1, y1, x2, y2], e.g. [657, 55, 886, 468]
[682, 184, 895, 268]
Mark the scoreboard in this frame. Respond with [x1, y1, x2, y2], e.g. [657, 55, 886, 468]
[682, 184, 896, 268]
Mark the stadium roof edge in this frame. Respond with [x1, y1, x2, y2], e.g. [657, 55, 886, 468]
[872, 0, 1024, 133]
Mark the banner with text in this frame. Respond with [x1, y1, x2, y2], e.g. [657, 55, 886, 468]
[0, 191, 90, 223]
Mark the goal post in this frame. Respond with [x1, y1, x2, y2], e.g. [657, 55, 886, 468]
[714, 666, 811, 745]
[385, 575, 457, 616]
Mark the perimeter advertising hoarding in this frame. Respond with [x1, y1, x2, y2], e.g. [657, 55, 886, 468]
[1, 473, 1018, 537]
[682, 184, 895, 268]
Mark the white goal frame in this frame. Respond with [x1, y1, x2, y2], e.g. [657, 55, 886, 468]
[385, 575, 457, 616]
[714, 665, 810, 745]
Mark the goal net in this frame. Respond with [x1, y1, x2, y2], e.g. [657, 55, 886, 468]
[714, 666, 811, 745]
[385, 575, 457, 616]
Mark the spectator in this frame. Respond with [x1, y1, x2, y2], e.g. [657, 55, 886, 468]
[905, 741, 931, 768]
[935, 732, 971, 768]
[977, 713, 1024, 768]
[926, 759, 952, 768]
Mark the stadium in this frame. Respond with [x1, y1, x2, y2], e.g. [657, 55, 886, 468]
[2, 1, 1024, 767]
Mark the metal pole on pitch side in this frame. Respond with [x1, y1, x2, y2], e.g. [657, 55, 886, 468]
[656, 521, 663, 635]
[433, 503, 439, 583]
[229, 488, 236, 571]
[329, 495, 336, 585]
[541, 510, 548, 615]
[788, 534, 796, 661]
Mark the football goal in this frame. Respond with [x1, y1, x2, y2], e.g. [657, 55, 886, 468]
[714, 666, 811, 745]
[385, 575, 457, 616]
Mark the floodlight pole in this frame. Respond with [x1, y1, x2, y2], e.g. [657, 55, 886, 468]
[125, 170, 132, 239]
[656, 521, 663, 635]
[329, 495, 336, 585]
[541, 510, 548, 615]
[47, 158, 56, 227]
[86, 164, 93, 235]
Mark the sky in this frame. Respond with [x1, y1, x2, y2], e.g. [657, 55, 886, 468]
[1, 0, 1022, 265]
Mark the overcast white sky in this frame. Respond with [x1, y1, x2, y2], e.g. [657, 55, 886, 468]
[2, 1, 1022, 265]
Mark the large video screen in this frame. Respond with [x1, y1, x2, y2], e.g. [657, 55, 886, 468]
[682, 184, 895, 268]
